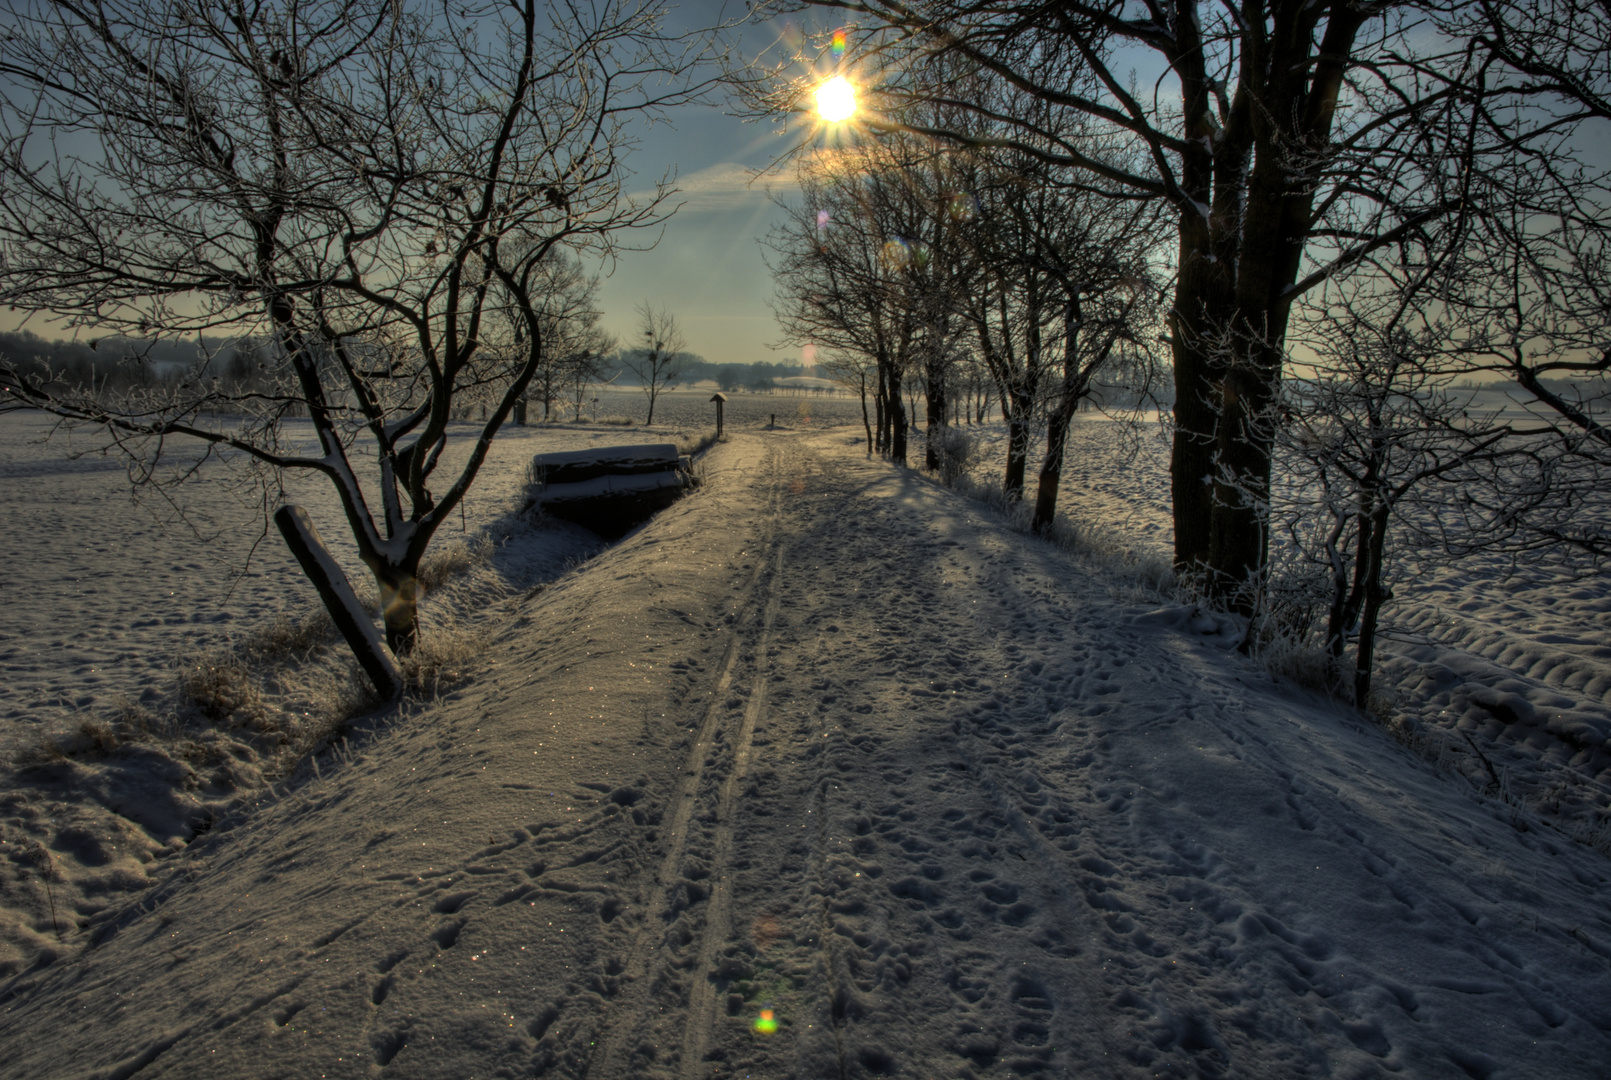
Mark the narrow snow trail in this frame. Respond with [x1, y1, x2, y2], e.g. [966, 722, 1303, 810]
[2, 431, 1610, 1080]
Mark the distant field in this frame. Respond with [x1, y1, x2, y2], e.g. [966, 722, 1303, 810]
[560, 386, 867, 429]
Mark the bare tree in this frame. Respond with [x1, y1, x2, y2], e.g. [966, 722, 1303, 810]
[621, 303, 687, 425]
[768, 73, 1170, 525]
[960, 147, 1169, 529]
[768, 133, 971, 465]
[766, 169, 893, 456]
[564, 349, 614, 422]
[1451, 1, 1611, 569]
[1288, 0, 1611, 581]
[812, 345, 879, 451]
[952, 345, 995, 425]
[1270, 322, 1538, 704]
[518, 252, 614, 423]
[0, 0, 715, 688]
[1253, 196, 1595, 703]
[965, 169, 1057, 502]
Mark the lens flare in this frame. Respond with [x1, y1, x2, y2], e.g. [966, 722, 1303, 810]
[815, 76, 856, 123]
[880, 238, 911, 271]
[816, 209, 831, 230]
[831, 29, 847, 58]
[754, 1008, 779, 1035]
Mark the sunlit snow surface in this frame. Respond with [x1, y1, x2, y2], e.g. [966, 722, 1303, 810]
[0, 390, 860, 976]
[0, 399, 1608, 1079]
[0, 389, 856, 751]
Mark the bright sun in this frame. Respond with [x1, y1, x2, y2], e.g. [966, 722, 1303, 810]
[815, 76, 856, 123]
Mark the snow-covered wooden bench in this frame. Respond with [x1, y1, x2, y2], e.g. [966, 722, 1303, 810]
[527, 443, 693, 536]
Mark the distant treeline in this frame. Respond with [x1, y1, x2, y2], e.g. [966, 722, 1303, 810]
[0, 330, 814, 396]
[601, 352, 811, 391]
[5, 331, 1596, 406]
[0, 330, 242, 394]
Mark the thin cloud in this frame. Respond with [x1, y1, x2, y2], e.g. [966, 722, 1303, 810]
[634, 162, 784, 213]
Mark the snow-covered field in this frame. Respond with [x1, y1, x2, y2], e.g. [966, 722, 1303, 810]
[2, 403, 1610, 1078]
[0, 389, 859, 753]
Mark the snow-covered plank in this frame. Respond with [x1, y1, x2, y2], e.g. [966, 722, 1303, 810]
[537, 470, 687, 502]
[529, 443, 681, 487]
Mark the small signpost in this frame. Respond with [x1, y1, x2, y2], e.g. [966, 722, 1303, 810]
[710, 392, 727, 438]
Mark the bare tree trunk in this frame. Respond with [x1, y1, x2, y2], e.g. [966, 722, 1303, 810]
[874, 388, 887, 455]
[1322, 509, 1355, 660]
[1353, 502, 1391, 707]
[858, 371, 873, 455]
[924, 366, 947, 471]
[1166, 14, 1240, 580]
[274, 506, 402, 700]
[374, 566, 424, 656]
[1206, 349, 1277, 607]
[886, 361, 908, 465]
[1034, 397, 1077, 533]
[1003, 387, 1033, 499]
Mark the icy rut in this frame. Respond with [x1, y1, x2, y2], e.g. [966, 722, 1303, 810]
[2, 432, 1611, 1080]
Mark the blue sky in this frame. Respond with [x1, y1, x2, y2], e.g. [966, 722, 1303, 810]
[0, 1, 821, 370]
[591, 3, 830, 369]
[594, 96, 800, 369]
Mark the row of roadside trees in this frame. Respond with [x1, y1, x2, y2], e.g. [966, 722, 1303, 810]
[744, 0, 1611, 702]
[764, 80, 1174, 536]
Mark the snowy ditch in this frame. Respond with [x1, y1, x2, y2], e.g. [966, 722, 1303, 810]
[525, 443, 698, 538]
[0, 400, 838, 978]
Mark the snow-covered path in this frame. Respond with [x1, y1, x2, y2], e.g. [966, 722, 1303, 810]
[3, 432, 1610, 1079]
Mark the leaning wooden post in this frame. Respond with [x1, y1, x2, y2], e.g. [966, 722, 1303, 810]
[274, 505, 403, 701]
[710, 391, 727, 439]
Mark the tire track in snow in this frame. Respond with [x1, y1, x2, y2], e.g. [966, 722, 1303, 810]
[809, 776, 852, 1080]
[677, 537, 783, 1078]
[636, 435, 866, 1080]
[585, 441, 787, 1080]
